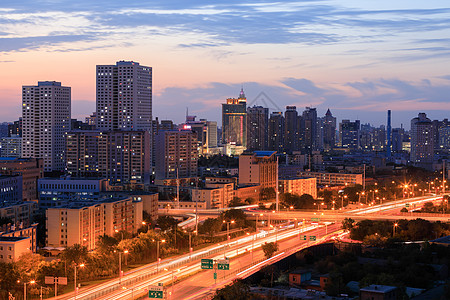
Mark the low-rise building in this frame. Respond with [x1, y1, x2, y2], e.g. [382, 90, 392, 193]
[278, 177, 317, 198]
[360, 284, 397, 300]
[295, 171, 362, 186]
[38, 177, 109, 208]
[46, 196, 143, 250]
[0, 157, 43, 201]
[0, 223, 38, 253]
[191, 183, 234, 209]
[0, 174, 22, 202]
[235, 184, 261, 202]
[0, 201, 37, 227]
[0, 237, 32, 262]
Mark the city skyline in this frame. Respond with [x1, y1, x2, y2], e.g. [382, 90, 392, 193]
[1, 1, 450, 128]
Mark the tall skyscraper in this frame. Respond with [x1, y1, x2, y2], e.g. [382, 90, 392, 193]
[22, 81, 71, 172]
[339, 119, 360, 149]
[96, 61, 152, 131]
[323, 109, 336, 151]
[387, 110, 392, 157]
[301, 107, 318, 153]
[247, 105, 269, 151]
[268, 112, 284, 153]
[284, 106, 299, 153]
[411, 113, 434, 169]
[222, 88, 247, 147]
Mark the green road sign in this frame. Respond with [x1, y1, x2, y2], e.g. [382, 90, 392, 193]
[405, 203, 410, 208]
[300, 235, 307, 240]
[217, 259, 230, 270]
[149, 291, 163, 299]
[148, 285, 164, 299]
[201, 259, 214, 269]
[311, 217, 320, 222]
[214, 273, 217, 279]
[309, 235, 316, 241]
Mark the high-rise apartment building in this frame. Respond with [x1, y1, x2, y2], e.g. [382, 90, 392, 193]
[284, 106, 299, 153]
[182, 116, 218, 155]
[155, 130, 198, 180]
[391, 128, 405, 152]
[239, 151, 277, 190]
[0, 136, 22, 158]
[8, 118, 22, 137]
[222, 89, 247, 147]
[411, 113, 434, 169]
[22, 81, 71, 172]
[66, 130, 151, 184]
[268, 112, 284, 153]
[323, 109, 336, 151]
[439, 126, 450, 150]
[247, 105, 269, 151]
[432, 119, 450, 150]
[96, 61, 152, 132]
[339, 119, 360, 149]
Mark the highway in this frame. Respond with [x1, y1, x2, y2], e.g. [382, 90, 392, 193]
[90, 223, 341, 300]
[50, 194, 445, 300]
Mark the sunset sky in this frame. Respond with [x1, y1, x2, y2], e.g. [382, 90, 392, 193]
[1, 0, 450, 128]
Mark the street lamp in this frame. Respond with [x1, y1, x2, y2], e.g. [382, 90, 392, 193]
[164, 268, 180, 299]
[246, 232, 255, 263]
[114, 250, 128, 284]
[23, 280, 35, 300]
[115, 229, 124, 241]
[184, 230, 194, 260]
[393, 223, 398, 236]
[255, 213, 263, 232]
[142, 221, 149, 232]
[156, 239, 166, 272]
[223, 220, 235, 248]
[74, 263, 85, 300]
[124, 250, 129, 266]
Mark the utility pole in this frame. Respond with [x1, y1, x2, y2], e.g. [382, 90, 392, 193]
[176, 168, 180, 209]
[443, 160, 446, 195]
[276, 155, 279, 212]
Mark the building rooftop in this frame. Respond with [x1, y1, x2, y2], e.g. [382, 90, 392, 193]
[49, 195, 132, 209]
[253, 151, 277, 158]
[0, 201, 36, 209]
[430, 235, 450, 245]
[0, 236, 29, 242]
[360, 284, 397, 294]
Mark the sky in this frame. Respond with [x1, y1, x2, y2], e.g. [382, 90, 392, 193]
[1, 0, 450, 129]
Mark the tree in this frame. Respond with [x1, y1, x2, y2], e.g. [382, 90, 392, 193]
[260, 187, 275, 201]
[228, 197, 245, 207]
[61, 244, 89, 266]
[262, 242, 278, 259]
[16, 253, 44, 280]
[341, 218, 355, 231]
[156, 216, 179, 231]
[0, 261, 20, 291]
[96, 234, 118, 254]
[222, 209, 248, 228]
[244, 197, 256, 205]
[199, 218, 223, 237]
[213, 279, 250, 300]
